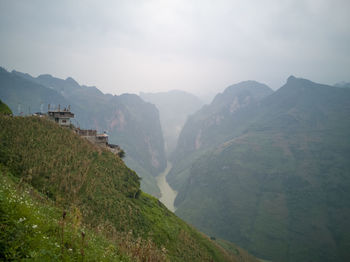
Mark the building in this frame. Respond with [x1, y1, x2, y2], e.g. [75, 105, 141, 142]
[75, 128, 108, 147]
[47, 105, 74, 127]
[75, 128, 97, 144]
[48, 107, 122, 156]
[76, 128, 120, 154]
[95, 133, 109, 146]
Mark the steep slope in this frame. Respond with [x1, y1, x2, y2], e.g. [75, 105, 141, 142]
[0, 173, 133, 261]
[1, 68, 166, 197]
[140, 90, 203, 156]
[0, 115, 259, 262]
[173, 81, 272, 156]
[0, 99, 12, 115]
[170, 77, 350, 262]
[168, 81, 273, 192]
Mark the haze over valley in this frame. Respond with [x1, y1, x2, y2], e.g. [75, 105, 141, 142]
[1, 1, 350, 261]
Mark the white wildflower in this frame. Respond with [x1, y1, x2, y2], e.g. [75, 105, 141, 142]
[32, 224, 38, 229]
[18, 217, 26, 223]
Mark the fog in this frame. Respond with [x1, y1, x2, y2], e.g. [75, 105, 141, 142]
[0, 0, 349, 95]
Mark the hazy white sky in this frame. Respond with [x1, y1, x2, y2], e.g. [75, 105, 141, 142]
[0, 0, 349, 95]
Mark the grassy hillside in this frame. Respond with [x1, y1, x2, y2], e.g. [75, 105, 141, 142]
[0, 115, 257, 261]
[170, 77, 350, 261]
[34, 73, 168, 184]
[1, 67, 166, 197]
[0, 171, 133, 261]
[0, 99, 12, 115]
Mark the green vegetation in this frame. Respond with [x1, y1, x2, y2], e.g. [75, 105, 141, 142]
[117, 149, 125, 159]
[0, 67, 166, 197]
[170, 77, 350, 261]
[214, 239, 259, 262]
[0, 115, 257, 261]
[0, 171, 130, 261]
[124, 156, 161, 198]
[0, 99, 12, 115]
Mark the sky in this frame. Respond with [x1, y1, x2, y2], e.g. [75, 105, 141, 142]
[0, 0, 349, 96]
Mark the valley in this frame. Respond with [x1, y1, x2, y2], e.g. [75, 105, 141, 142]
[1, 2, 349, 261]
[1, 69, 350, 262]
[156, 161, 177, 212]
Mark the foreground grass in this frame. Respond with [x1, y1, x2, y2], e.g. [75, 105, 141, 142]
[0, 169, 129, 261]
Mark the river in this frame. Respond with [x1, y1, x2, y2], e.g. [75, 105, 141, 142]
[156, 161, 178, 212]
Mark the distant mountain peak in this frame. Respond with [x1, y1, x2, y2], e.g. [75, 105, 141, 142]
[284, 75, 321, 91]
[287, 75, 296, 82]
[223, 80, 271, 95]
[38, 74, 53, 79]
[65, 77, 79, 87]
[210, 80, 272, 107]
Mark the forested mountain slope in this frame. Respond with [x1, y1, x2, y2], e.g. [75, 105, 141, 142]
[168, 80, 273, 192]
[169, 76, 350, 262]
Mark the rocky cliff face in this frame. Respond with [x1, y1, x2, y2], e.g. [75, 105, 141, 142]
[171, 80, 273, 165]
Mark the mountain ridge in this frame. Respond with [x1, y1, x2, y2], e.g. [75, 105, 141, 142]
[168, 80, 273, 192]
[169, 76, 350, 261]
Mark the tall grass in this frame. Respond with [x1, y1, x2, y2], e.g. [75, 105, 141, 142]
[0, 115, 257, 261]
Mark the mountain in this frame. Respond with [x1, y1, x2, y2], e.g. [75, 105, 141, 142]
[140, 90, 203, 156]
[168, 81, 273, 191]
[0, 67, 70, 115]
[0, 67, 166, 197]
[0, 113, 259, 262]
[173, 81, 273, 157]
[334, 81, 350, 88]
[168, 76, 350, 261]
